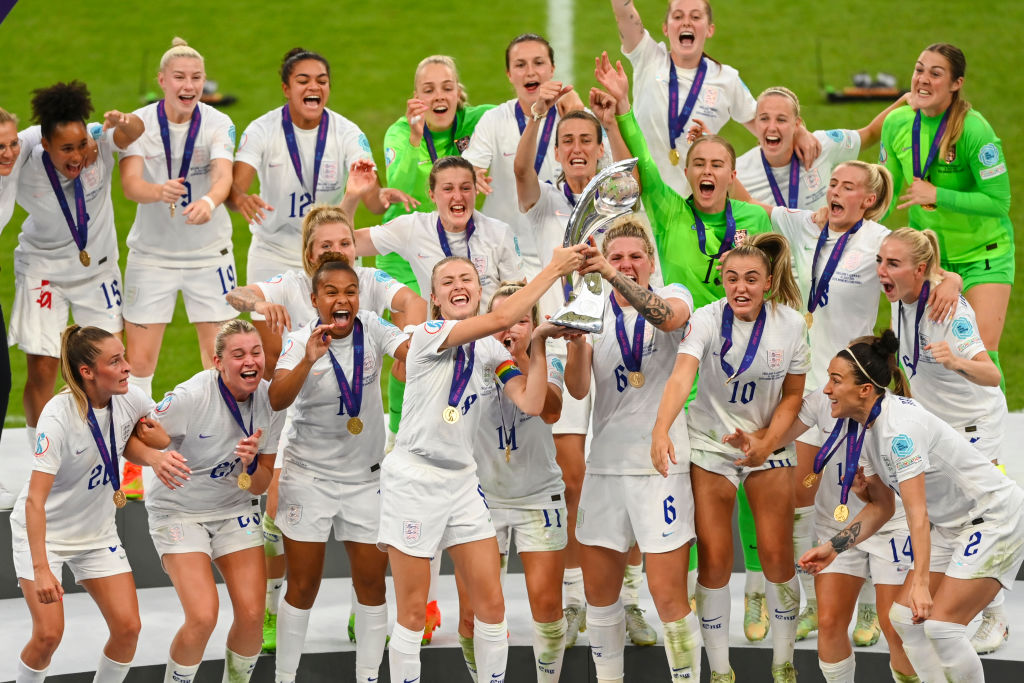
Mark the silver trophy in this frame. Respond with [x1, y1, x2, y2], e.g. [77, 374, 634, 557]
[550, 158, 640, 333]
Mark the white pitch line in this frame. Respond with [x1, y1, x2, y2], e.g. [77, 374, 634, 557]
[548, 0, 575, 87]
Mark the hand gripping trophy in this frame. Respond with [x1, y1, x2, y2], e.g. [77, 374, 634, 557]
[550, 158, 640, 333]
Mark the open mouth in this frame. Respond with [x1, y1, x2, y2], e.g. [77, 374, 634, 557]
[432, 103, 449, 114]
[178, 94, 195, 104]
[881, 281, 895, 295]
[568, 157, 587, 167]
[679, 31, 695, 48]
[732, 295, 751, 305]
[449, 202, 467, 217]
[764, 134, 781, 148]
[332, 310, 351, 324]
[698, 179, 715, 199]
[303, 95, 322, 106]
[451, 293, 470, 306]
[524, 80, 540, 93]
[240, 369, 259, 380]
[829, 201, 844, 216]
[503, 338, 513, 349]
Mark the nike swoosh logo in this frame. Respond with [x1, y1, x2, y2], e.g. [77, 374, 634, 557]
[774, 608, 795, 615]
[199, 434, 213, 439]
[403, 678, 420, 683]
[502, 152, 515, 157]
[538, 660, 556, 665]
[269, 162, 283, 168]
[108, 546, 118, 552]
[312, 369, 328, 376]
[661, 530, 675, 537]
[76, 448, 88, 454]
[701, 617, 720, 623]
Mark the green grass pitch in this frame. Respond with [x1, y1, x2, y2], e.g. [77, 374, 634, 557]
[0, 0, 1021, 422]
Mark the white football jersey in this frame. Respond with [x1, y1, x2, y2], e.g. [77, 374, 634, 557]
[771, 208, 889, 389]
[15, 123, 122, 279]
[257, 266, 406, 334]
[391, 320, 522, 472]
[235, 107, 373, 261]
[474, 351, 565, 508]
[367, 210, 524, 310]
[9, 386, 154, 551]
[798, 388, 907, 536]
[679, 298, 810, 455]
[862, 394, 1022, 529]
[277, 312, 406, 481]
[122, 102, 236, 266]
[588, 284, 694, 475]
[892, 295, 1006, 429]
[624, 30, 757, 198]
[145, 370, 283, 520]
[736, 130, 861, 211]
[0, 125, 41, 232]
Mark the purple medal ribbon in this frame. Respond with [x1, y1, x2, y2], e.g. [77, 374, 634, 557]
[807, 220, 863, 314]
[759, 150, 800, 208]
[719, 303, 767, 382]
[912, 108, 950, 180]
[609, 291, 649, 374]
[447, 340, 476, 412]
[897, 280, 931, 379]
[436, 216, 476, 261]
[691, 199, 737, 259]
[281, 105, 329, 200]
[837, 397, 883, 506]
[514, 102, 557, 175]
[562, 181, 577, 208]
[217, 375, 258, 475]
[321, 317, 364, 419]
[41, 151, 88, 254]
[423, 111, 459, 163]
[156, 99, 202, 189]
[811, 417, 849, 475]
[86, 400, 121, 495]
[668, 56, 708, 155]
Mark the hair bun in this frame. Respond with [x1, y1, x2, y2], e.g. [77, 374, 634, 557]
[171, 37, 188, 47]
[283, 47, 307, 61]
[876, 329, 900, 356]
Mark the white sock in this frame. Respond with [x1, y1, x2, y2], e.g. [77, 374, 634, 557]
[459, 633, 478, 682]
[859, 580, 875, 608]
[266, 577, 283, 615]
[474, 617, 508, 683]
[620, 562, 643, 605]
[587, 600, 625, 683]
[924, 619, 983, 681]
[744, 569, 765, 595]
[563, 566, 585, 607]
[16, 659, 47, 683]
[766, 577, 799, 666]
[427, 554, 441, 603]
[889, 603, 945, 682]
[349, 585, 357, 622]
[275, 600, 311, 680]
[819, 654, 856, 682]
[696, 582, 731, 675]
[793, 505, 816, 604]
[985, 589, 1006, 612]
[163, 659, 199, 683]
[354, 602, 388, 682]
[128, 373, 154, 400]
[662, 612, 701, 681]
[93, 654, 132, 683]
[533, 618, 567, 682]
[221, 649, 258, 683]
[388, 624, 422, 683]
[26, 427, 37, 452]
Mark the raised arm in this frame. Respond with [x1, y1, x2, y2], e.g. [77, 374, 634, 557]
[514, 81, 572, 213]
[609, 0, 647, 53]
[268, 323, 332, 411]
[225, 284, 293, 337]
[579, 245, 690, 332]
[103, 109, 144, 150]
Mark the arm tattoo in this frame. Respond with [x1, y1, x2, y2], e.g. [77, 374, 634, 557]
[609, 273, 674, 326]
[226, 287, 260, 312]
[829, 522, 862, 554]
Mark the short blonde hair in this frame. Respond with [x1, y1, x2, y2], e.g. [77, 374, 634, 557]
[159, 37, 204, 72]
[756, 86, 801, 119]
[883, 227, 942, 285]
[300, 204, 354, 277]
[414, 55, 468, 108]
[0, 106, 18, 126]
[214, 319, 258, 359]
[601, 216, 656, 260]
[832, 161, 894, 223]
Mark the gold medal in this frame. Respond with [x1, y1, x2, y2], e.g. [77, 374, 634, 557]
[669, 148, 680, 166]
[804, 312, 813, 329]
[833, 504, 849, 523]
[803, 473, 818, 488]
[237, 472, 252, 490]
[113, 490, 127, 508]
[79, 250, 90, 267]
[922, 203, 937, 212]
[505, 444, 512, 463]
[347, 417, 364, 435]
[628, 371, 645, 388]
[442, 406, 460, 424]
[170, 202, 176, 218]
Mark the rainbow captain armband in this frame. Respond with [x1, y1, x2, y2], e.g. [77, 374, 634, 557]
[495, 359, 522, 385]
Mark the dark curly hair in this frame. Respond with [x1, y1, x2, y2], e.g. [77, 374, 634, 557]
[31, 81, 93, 139]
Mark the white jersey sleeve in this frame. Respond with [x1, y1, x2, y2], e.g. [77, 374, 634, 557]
[0, 126, 41, 232]
[358, 266, 404, 316]
[122, 102, 236, 266]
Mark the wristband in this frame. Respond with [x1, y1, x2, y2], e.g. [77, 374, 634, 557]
[530, 101, 548, 121]
[200, 195, 216, 211]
